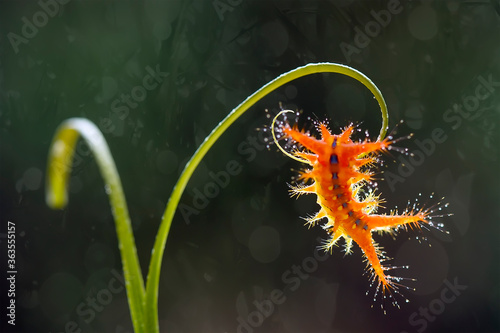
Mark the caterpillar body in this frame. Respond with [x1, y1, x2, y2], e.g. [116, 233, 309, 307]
[271, 110, 447, 308]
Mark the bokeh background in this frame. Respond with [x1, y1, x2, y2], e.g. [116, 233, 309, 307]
[1, 0, 499, 332]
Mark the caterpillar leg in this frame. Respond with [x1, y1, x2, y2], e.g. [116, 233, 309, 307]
[353, 233, 393, 291]
[364, 212, 428, 232]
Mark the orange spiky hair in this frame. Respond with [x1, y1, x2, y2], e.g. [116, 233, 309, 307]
[271, 110, 447, 309]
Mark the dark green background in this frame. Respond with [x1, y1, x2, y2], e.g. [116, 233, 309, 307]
[1, 0, 499, 332]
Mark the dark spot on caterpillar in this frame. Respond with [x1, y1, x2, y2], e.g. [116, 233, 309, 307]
[332, 173, 338, 179]
[330, 154, 338, 164]
[332, 138, 337, 148]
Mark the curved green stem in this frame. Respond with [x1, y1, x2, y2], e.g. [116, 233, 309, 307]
[45, 63, 388, 333]
[144, 62, 388, 331]
[45, 118, 146, 333]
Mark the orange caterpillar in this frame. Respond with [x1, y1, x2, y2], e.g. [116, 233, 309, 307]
[271, 110, 446, 308]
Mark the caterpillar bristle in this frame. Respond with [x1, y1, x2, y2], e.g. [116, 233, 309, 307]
[269, 107, 449, 311]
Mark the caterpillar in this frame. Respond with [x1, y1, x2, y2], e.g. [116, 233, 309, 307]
[270, 109, 448, 309]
